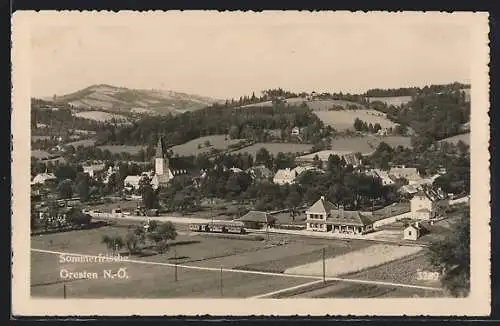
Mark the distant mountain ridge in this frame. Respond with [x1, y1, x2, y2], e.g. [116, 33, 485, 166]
[38, 84, 222, 115]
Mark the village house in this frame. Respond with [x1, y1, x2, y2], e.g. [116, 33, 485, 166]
[31, 172, 57, 185]
[235, 210, 277, 229]
[229, 167, 244, 174]
[273, 166, 321, 185]
[376, 128, 390, 136]
[305, 196, 374, 235]
[291, 126, 301, 136]
[399, 184, 419, 196]
[367, 169, 395, 186]
[388, 166, 422, 184]
[82, 163, 106, 178]
[246, 165, 273, 182]
[403, 221, 428, 241]
[410, 188, 448, 220]
[296, 150, 361, 168]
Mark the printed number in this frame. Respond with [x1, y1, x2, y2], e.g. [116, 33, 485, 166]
[416, 271, 440, 281]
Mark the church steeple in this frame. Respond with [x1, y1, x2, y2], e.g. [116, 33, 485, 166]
[155, 135, 164, 158]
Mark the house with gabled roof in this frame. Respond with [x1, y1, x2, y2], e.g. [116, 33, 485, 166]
[410, 188, 448, 220]
[305, 196, 374, 234]
[235, 210, 277, 229]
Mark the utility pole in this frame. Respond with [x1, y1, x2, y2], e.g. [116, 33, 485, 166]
[322, 247, 326, 285]
[220, 267, 223, 297]
[63, 282, 67, 299]
[174, 247, 178, 282]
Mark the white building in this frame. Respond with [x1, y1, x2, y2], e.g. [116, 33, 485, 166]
[296, 150, 361, 168]
[305, 196, 374, 234]
[403, 222, 426, 241]
[31, 172, 57, 185]
[273, 168, 296, 185]
[410, 189, 447, 220]
[291, 127, 301, 136]
[273, 166, 321, 185]
[389, 166, 418, 179]
[368, 169, 395, 186]
[82, 163, 106, 178]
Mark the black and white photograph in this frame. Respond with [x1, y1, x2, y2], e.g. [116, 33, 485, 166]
[11, 11, 490, 316]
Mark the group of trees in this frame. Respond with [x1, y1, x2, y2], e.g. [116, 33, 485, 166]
[92, 101, 332, 152]
[365, 84, 470, 144]
[31, 202, 92, 232]
[101, 221, 178, 255]
[353, 118, 383, 134]
[428, 207, 470, 297]
[364, 139, 470, 194]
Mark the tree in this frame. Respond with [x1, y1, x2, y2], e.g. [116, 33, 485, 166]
[229, 125, 240, 140]
[68, 209, 92, 227]
[125, 228, 144, 255]
[75, 173, 90, 202]
[101, 235, 124, 254]
[256, 148, 272, 167]
[147, 221, 178, 254]
[427, 211, 470, 297]
[57, 179, 74, 199]
[140, 179, 158, 209]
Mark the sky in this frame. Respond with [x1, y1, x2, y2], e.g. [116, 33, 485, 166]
[29, 12, 472, 100]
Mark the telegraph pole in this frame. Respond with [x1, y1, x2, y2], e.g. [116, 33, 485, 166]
[322, 247, 326, 285]
[63, 282, 67, 299]
[174, 247, 178, 282]
[220, 267, 223, 297]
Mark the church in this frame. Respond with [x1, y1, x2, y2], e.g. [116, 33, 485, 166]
[151, 136, 175, 188]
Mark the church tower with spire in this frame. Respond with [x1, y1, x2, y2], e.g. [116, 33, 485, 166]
[154, 135, 169, 178]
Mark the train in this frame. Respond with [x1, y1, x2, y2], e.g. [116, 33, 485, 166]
[189, 221, 247, 234]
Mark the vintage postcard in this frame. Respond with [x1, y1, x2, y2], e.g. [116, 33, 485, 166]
[11, 11, 490, 316]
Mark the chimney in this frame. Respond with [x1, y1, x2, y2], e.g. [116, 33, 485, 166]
[415, 221, 420, 228]
[339, 204, 344, 218]
[320, 196, 325, 201]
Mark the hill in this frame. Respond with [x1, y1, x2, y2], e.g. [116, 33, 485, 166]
[40, 84, 221, 115]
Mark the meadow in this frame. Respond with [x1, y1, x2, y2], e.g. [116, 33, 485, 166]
[438, 133, 470, 146]
[367, 96, 413, 107]
[232, 142, 314, 157]
[313, 109, 397, 131]
[307, 99, 366, 111]
[74, 111, 129, 122]
[96, 145, 147, 155]
[31, 250, 312, 298]
[31, 223, 438, 299]
[330, 135, 412, 155]
[31, 149, 52, 160]
[170, 135, 243, 157]
[284, 244, 422, 277]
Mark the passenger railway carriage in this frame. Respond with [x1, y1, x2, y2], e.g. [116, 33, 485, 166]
[189, 221, 247, 234]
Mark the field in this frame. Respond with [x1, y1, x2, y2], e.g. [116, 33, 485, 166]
[31, 149, 51, 160]
[235, 240, 371, 273]
[96, 145, 147, 155]
[31, 251, 312, 298]
[307, 99, 366, 111]
[284, 282, 443, 298]
[344, 252, 441, 287]
[170, 135, 243, 157]
[285, 244, 422, 277]
[233, 142, 314, 157]
[367, 96, 413, 107]
[31, 223, 441, 299]
[74, 111, 129, 122]
[330, 135, 412, 155]
[438, 133, 470, 146]
[64, 139, 97, 148]
[314, 109, 397, 131]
